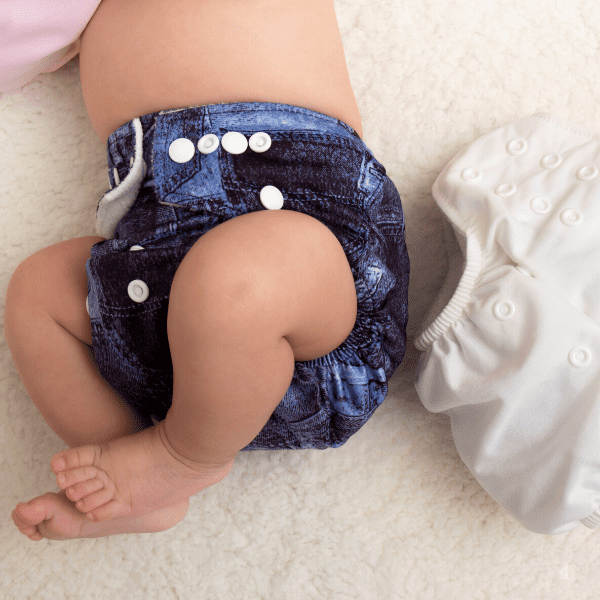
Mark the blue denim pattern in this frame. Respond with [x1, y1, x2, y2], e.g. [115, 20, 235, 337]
[85, 102, 409, 450]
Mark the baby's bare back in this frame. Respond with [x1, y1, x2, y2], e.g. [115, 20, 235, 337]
[79, 0, 363, 144]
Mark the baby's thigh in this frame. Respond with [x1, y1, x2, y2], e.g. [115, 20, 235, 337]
[169, 210, 358, 363]
[7, 237, 104, 347]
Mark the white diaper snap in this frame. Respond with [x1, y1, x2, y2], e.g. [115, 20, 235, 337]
[414, 113, 600, 534]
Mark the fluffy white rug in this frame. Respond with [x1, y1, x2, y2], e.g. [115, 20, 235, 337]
[2, 1, 600, 598]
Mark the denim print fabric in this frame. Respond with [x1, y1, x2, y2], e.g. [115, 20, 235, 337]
[85, 102, 410, 450]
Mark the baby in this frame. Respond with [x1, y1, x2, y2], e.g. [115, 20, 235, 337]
[6, 0, 409, 540]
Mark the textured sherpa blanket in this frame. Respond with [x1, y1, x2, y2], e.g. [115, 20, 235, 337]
[2, 1, 600, 599]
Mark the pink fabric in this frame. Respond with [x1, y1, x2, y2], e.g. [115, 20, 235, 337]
[0, 0, 102, 92]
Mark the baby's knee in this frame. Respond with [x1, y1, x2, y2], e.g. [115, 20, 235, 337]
[5, 236, 104, 344]
[167, 210, 356, 360]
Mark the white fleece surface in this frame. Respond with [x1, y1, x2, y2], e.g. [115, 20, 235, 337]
[1, 1, 600, 598]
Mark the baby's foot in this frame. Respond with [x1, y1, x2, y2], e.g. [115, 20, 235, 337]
[12, 490, 190, 541]
[50, 420, 234, 522]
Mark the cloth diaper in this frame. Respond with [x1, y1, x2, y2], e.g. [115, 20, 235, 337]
[414, 113, 600, 534]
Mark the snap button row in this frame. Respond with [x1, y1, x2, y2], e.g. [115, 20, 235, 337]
[167, 130, 282, 211]
[529, 198, 583, 226]
[490, 298, 593, 368]
[505, 140, 597, 181]
[168, 131, 272, 164]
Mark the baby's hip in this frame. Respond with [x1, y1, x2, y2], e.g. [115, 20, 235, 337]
[85, 101, 410, 447]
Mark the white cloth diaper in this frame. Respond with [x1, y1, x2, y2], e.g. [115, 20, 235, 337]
[414, 113, 600, 534]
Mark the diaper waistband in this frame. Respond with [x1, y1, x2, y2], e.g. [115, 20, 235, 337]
[95, 101, 363, 239]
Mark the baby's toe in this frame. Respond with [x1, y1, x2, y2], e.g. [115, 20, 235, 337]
[13, 516, 43, 541]
[75, 487, 117, 517]
[12, 500, 46, 540]
[12, 504, 36, 530]
[56, 465, 104, 491]
[51, 444, 101, 475]
[13, 499, 44, 524]
[66, 477, 105, 502]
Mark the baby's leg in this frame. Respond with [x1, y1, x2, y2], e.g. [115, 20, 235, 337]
[5, 237, 188, 540]
[165, 210, 358, 466]
[4, 236, 144, 447]
[11, 0, 362, 539]
[49, 210, 357, 525]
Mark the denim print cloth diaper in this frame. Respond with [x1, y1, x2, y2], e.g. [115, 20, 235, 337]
[85, 101, 410, 450]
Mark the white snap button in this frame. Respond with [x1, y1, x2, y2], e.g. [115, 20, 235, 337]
[260, 185, 284, 210]
[577, 165, 598, 181]
[128, 279, 150, 303]
[130, 156, 135, 168]
[493, 300, 516, 321]
[507, 138, 528, 156]
[461, 168, 482, 182]
[541, 153, 562, 169]
[222, 132, 248, 155]
[113, 168, 121, 186]
[530, 197, 552, 215]
[560, 208, 583, 227]
[249, 132, 272, 153]
[198, 134, 219, 154]
[86, 296, 90, 316]
[129, 245, 145, 251]
[495, 183, 516, 197]
[569, 346, 592, 368]
[515, 265, 532, 277]
[169, 138, 196, 163]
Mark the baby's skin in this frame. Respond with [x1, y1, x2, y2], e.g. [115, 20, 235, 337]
[13, 421, 233, 540]
[9, 0, 363, 541]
